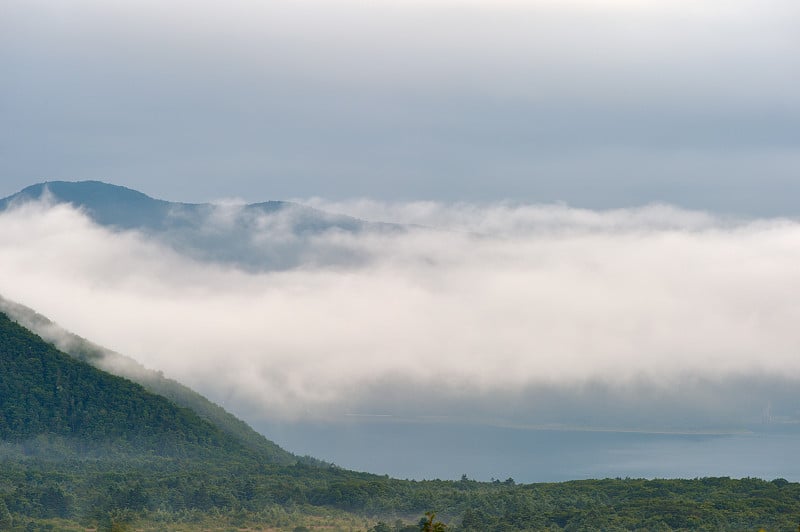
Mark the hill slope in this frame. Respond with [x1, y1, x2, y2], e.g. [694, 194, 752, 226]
[0, 311, 260, 460]
[0, 295, 297, 465]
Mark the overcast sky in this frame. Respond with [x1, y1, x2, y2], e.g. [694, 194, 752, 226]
[2, 0, 799, 214]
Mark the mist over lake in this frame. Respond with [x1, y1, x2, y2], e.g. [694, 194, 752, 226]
[261, 421, 800, 483]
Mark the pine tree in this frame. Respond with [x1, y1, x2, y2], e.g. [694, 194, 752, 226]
[421, 512, 447, 532]
[0, 497, 13, 528]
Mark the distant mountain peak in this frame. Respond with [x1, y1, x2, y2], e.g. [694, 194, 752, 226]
[14, 179, 160, 203]
[1, 180, 175, 230]
[0, 180, 401, 271]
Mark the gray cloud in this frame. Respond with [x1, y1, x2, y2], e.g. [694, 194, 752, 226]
[1, 199, 799, 430]
[2, 0, 799, 213]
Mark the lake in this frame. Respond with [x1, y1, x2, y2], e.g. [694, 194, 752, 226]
[259, 420, 799, 483]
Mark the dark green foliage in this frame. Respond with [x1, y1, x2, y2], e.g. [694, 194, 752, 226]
[421, 512, 448, 531]
[138, 373, 296, 463]
[0, 497, 12, 528]
[2, 457, 798, 531]
[0, 312, 251, 459]
[0, 295, 298, 465]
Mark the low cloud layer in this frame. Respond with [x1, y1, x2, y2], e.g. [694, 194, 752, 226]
[1, 199, 799, 429]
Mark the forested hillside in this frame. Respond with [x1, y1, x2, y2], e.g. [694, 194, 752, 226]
[0, 295, 298, 465]
[0, 312, 254, 459]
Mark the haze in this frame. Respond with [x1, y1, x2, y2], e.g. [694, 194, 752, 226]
[1, 198, 799, 432]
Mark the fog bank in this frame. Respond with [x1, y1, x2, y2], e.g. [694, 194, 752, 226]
[1, 199, 798, 429]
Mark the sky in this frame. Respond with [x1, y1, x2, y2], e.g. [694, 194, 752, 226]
[2, 0, 799, 214]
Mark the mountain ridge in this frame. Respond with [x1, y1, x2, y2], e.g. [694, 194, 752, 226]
[0, 180, 371, 232]
[0, 180, 399, 270]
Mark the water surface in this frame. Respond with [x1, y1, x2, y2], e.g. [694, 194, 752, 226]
[259, 421, 799, 483]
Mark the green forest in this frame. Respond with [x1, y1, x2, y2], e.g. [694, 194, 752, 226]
[2, 312, 799, 531]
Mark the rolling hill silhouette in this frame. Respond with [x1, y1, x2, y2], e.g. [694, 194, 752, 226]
[0, 180, 398, 270]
